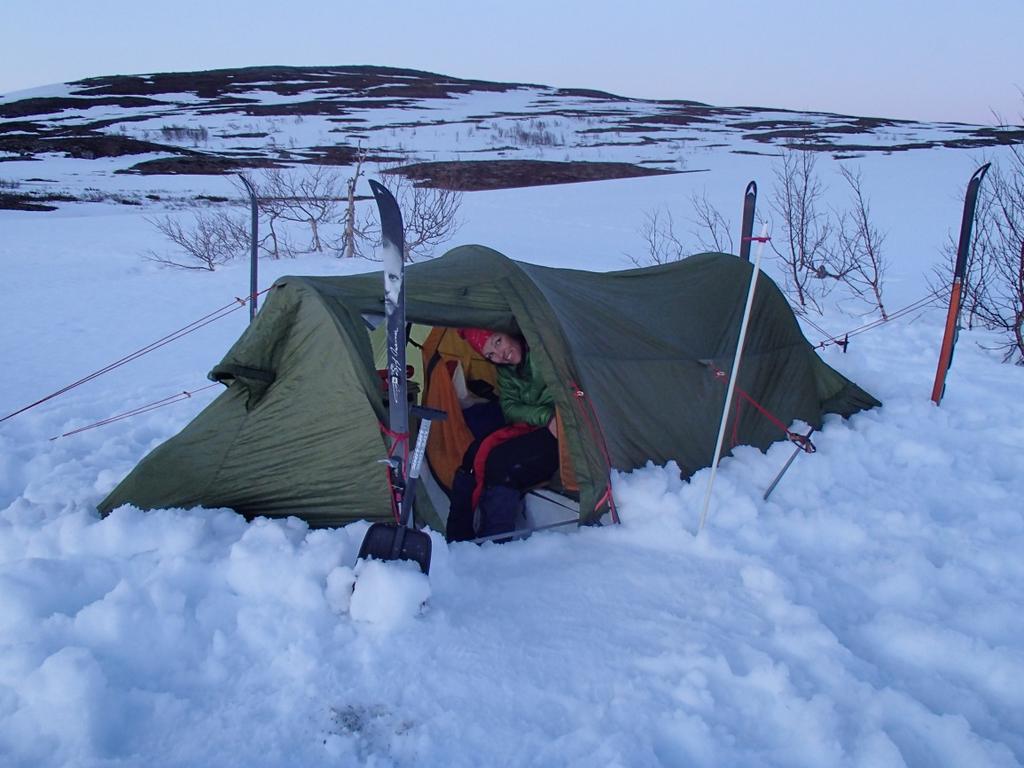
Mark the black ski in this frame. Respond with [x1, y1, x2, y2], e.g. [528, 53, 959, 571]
[930, 163, 990, 405]
[739, 181, 757, 261]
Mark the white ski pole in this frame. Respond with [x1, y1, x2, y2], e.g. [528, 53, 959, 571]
[698, 226, 769, 533]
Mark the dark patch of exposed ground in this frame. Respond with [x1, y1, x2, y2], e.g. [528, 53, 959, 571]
[116, 155, 276, 175]
[71, 65, 532, 101]
[0, 191, 75, 211]
[388, 160, 679, 191]
[0, 96, 166, 120]
[0, 132, 176, 160]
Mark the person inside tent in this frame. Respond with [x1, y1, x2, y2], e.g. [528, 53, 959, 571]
[445, 327, 558, 542]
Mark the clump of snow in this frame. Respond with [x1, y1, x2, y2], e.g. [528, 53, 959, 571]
[349, 559, 431, 626]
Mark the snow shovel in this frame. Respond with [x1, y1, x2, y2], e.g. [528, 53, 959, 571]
[358, 405, 447, 573]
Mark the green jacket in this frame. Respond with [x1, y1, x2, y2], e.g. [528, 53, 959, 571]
[498, 351, 554, 427]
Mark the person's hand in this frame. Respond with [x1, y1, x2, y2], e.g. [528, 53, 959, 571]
[547, 417, 557, 437]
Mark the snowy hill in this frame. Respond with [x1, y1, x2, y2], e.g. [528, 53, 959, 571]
[3, 65, 1022, 208]
[1, 66, 1023, 768]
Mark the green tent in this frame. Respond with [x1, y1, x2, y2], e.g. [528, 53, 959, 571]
[98, 246, 879, 530]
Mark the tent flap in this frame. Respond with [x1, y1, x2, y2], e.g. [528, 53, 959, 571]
[209, 363, 276, 409]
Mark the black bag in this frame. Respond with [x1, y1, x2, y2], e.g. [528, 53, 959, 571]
[463, 399, 505, 441]
[479, 485, 523, 539]
[445, 468, 478, 542]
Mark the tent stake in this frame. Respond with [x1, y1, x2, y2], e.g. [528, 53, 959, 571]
[762, 428, 815, 500]
[698, 226, 769, 533]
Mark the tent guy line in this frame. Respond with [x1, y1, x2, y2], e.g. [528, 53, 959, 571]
[0, 289, 269, 424]
[49, 383, 222, 441]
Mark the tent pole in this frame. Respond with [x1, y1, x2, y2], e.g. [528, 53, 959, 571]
[698, 226, 769, 533]
[237, 174, 260, 323]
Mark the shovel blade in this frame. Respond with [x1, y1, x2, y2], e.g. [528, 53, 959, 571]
[357, 522, 432, 574]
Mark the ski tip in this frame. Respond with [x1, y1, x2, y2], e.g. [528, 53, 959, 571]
[368, 179, 402, 222]
[368, 178, 386, 199]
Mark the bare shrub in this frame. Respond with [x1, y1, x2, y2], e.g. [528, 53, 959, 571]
[148, 162, 369, 269]
[629, 194, 734, 267]
[257, 166, 346, 254]
[494, 119, 564, 148]
[160, 125, 210, 144]
[768, 149, 832, 313]
[146, 210, 248, 271]
[830, 165, 889, 319]
[926, 157, 1023, 364]
[690, 191, 734, 253]
[628, 157, 889, 322]
[630, 207, 686, 266]
[968, 149, 1024, 362]
[624, 156, 890, 320]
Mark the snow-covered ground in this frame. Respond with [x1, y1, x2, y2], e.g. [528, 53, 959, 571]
[1, 82, 1023, 767]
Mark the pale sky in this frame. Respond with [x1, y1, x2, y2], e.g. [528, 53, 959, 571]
[2, 0, 1021, 125]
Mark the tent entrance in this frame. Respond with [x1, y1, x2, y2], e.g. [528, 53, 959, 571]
[368, 322, 583, 538]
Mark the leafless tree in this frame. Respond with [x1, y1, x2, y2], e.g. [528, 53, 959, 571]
[403, 182, 462, 260]
[630, 207, 686, 266]
[258, 166, 346, 254]
[150, 163, 370, 268]
[690, 191, 734, 253]
[337, 149, 377, 258]
[831, 165, 889, 319]
[630, 193, 739, 266]
[926, 155, 1024, 363]
[145, 210, 249, 271]
[970, 147, 1024, 362]
[768, 149, 832, 313]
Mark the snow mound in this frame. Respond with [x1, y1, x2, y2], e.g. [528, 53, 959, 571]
[349, 558, 431, 627]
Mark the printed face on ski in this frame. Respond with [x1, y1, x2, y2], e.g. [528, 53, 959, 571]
[481, 333, 523, 366]
[381, 239, 403, 315]
[383, 267, 402, 315]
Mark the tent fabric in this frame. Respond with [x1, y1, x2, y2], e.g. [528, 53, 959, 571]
[98, 278, 394, 527]
[98, 246, 880, 529]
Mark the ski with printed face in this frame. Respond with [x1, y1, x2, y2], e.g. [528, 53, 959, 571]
[372, 179, 409, 456]
[356, 180, 433, 574]
[930, 163, 990, 405]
